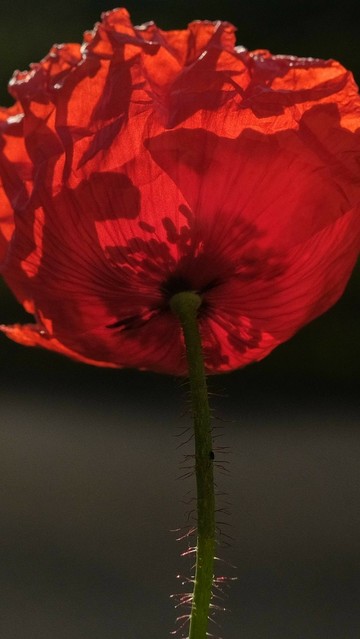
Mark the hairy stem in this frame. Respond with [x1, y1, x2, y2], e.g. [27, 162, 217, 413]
[170, 291, 215, 639]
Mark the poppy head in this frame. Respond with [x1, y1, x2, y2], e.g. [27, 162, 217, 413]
[1, 8, 360, 375]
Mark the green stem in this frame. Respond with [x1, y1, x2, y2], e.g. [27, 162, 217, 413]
[170, 291, 215, 639]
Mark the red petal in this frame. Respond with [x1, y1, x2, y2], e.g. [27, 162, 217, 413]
[146, 103, 360, 252]
[202, 205, 360, 372]
[0, 105, 33, 263]
[1, 9, 360, 374]
[0, 323, 117, 368]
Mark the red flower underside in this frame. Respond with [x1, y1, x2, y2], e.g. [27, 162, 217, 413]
[1, 8, 360, 374]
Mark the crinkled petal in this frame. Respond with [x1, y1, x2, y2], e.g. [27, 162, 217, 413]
[0, 106, 33, 263]
[1, 8, 360, 374]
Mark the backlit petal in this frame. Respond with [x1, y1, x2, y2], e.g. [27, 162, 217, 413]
[1, 9, 360, 374]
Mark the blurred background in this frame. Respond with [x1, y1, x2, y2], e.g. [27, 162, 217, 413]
[0, 1, 359, 637]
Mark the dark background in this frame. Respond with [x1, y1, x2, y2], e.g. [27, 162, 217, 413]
[0, 2, 359, 638]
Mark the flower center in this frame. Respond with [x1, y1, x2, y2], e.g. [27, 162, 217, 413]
[161, 274, 195, 301]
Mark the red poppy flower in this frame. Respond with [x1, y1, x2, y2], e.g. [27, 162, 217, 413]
[1, 8, 360, 375]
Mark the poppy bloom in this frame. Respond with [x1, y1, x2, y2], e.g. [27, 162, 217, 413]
[0, 8, 360, 375]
